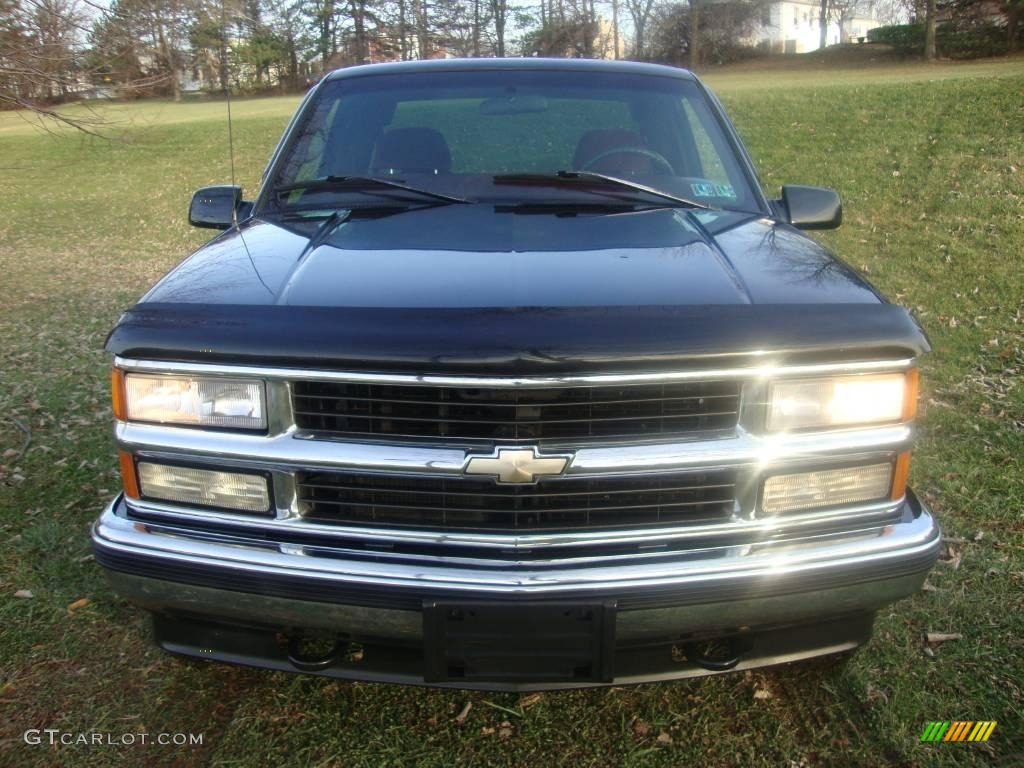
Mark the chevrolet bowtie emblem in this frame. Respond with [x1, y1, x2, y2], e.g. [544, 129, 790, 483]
[464, 447, 571, 484]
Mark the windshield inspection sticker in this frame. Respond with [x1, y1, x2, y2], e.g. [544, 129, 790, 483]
[691, 182, 737, 199]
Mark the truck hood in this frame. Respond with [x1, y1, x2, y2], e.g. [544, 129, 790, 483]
[109, 205, 929, 372]
[139, 205, 884, 308]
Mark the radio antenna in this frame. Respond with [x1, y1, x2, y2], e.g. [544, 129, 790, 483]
[221, 0, 238, 226]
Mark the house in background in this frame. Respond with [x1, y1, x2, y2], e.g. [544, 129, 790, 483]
[749, 0, 882, 53]
[594, 16, 627, 60]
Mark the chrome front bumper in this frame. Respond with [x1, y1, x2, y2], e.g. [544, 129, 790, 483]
[93, 491, 940, 646]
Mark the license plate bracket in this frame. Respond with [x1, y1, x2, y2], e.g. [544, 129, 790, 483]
[423, 601, 616, 684]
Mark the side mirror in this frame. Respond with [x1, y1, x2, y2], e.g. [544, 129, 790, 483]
[189, 185, 245, 229]
[780, 185, 842, 230]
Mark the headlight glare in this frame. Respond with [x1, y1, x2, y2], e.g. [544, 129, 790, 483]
[767, 373, 909, 431]
[124, 374, 266, 430]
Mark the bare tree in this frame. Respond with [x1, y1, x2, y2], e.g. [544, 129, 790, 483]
[924, 0, 936, 58]
[348, 0, 369, 61]
[415, 0, 429, 56]
[648, 0, 765, 67]
[490, 0, 507, 55]
[647, 0, 689, 63]
[271, 2, 308, 89]
[1, 0, 84, 104]
[610, 0, 619, 58]
[424, 0, 489, 57]
[689, 0, 700, 66]
[307, 0, 338, 64]
[1009, 0, 1021, 53]
[624, 0, 656, 57]
[816, 0, 863, 48]
[524, 0, 603, 56]
[92, 0, 190, 97]
[472, 0, 480, 53]
[0, 0, 118, 132]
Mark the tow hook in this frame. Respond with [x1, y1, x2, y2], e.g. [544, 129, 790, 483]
[286, 633, 345, 671]
[682, 638, 746, 671]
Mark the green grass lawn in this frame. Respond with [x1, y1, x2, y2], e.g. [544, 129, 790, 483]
[1, 60, 1022, 767]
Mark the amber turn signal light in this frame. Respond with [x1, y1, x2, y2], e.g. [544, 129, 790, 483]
[891, 451, 912, 501]
[111, 368, 127, 421]
[118, 450, 140, 499]
[902, 368, 919, 422]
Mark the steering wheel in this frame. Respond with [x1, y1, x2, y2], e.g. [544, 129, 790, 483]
[581, 146, 676, 176]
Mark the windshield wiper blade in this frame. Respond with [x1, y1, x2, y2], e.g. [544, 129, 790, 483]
[496, 201, 668, 217]
[493, 171, 710, 210]
[273, 175, 471, 204]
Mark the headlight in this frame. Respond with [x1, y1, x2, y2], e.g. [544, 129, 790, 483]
[137, 461, 271, 513]
[766, 371, 916, 432]
[761, 463, 893, 515]
[117, 372, 266, 430]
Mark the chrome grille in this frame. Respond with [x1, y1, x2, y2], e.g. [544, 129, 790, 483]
[297, 470, 737, 533]
[292, 380, 741, 444]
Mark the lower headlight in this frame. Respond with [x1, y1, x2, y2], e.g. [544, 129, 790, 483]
[761, 463, 893, 515]
[137, 462, 271, 513]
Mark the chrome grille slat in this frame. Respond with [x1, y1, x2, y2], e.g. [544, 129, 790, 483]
[291, 409, 740, 425]
[293, 393, 738, 407]
[297, 481, 736, 499]
[297, 470, 737, 532]
[298, 498, 733, 514]
[292, 379, 741, 443]
[287, 423, 729, 442]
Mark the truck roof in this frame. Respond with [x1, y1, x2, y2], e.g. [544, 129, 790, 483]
[323, 57, 698, 82]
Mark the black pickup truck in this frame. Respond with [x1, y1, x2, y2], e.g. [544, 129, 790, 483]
[93, 58, 940, 690]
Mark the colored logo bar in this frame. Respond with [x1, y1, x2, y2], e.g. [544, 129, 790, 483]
[921, 721, 997, 742]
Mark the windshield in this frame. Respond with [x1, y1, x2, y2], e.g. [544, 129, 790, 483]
[265, 68, 762, 214]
